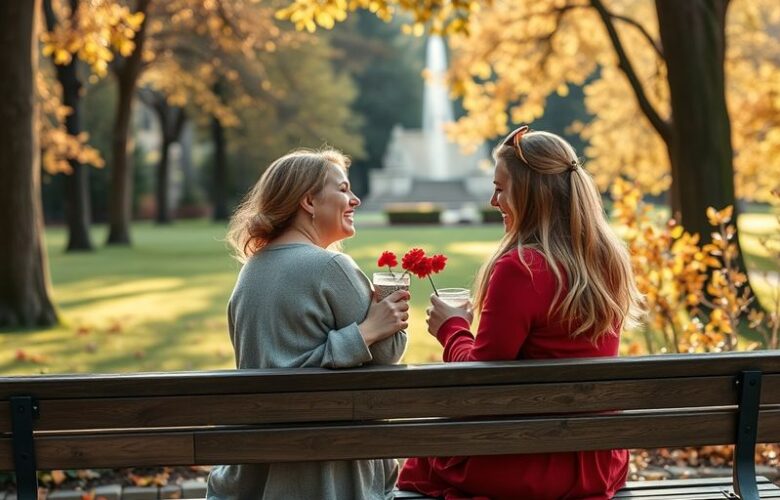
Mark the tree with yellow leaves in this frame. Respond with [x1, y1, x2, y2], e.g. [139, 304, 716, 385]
[41, 0, 142, 251]
[99, 0, 311, 241]
[275, 0, 780, 295]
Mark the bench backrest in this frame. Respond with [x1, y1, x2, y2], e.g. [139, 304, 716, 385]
[2, 351, 779, 471]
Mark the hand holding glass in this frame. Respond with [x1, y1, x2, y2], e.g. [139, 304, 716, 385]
[373, 272, 410, 301]
[437, 288, 471, 308]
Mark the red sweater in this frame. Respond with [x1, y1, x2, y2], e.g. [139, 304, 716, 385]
[398, 248, 628, 500]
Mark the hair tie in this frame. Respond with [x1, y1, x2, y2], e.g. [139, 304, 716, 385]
[569, 160, 579, 173]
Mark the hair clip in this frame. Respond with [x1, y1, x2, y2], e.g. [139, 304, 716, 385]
[569, 160, 579, 172]
[503, 125, 530, 164]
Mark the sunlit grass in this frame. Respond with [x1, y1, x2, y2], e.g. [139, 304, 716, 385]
[0, 212, 777, 376]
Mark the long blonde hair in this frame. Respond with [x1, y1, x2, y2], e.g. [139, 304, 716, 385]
[226, 148, 350, 263]
[474, 130, 643, 342]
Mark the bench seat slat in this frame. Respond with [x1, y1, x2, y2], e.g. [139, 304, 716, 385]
[614, 480, 780, 497]
[2, 352, 779, 399]
[615, 492, 780, 500]
[621, 477, 773, 489]
[2, 376, 778, 433]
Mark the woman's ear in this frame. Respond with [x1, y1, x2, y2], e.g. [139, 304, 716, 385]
[300, 192, 316, 218]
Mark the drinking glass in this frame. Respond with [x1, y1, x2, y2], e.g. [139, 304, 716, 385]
[437, 288, 471, 308]
[372, 272, 410, 301]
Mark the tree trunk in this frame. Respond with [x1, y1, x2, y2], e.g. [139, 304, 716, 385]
[106, 0, 151, 245]
[156, 136, 172, 224]
[0, 0, 58, 327]
[656, 1, 752, 275]
[43, 0, 94, 252]
[656, 0, 735, 239]
[211, 113, 229, 222]
[148, 95, 186, 225]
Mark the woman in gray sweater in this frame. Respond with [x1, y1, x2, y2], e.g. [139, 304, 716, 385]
[207, 148, 409, 500]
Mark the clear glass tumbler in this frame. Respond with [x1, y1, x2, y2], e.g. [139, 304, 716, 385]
[372, 272, 410, 301]
[437, 287, 471, 308]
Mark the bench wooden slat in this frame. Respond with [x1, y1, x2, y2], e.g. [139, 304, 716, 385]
[0, 432, 193, 469]
[621, 476, 773, 490]
[614, 479, 780, 497]
[354, 375, 780, 420]
[616, 491, 780, 500]
[2, 375, 778, 433]
[193, 409, 780, 464]
[2, 352, 779, 399]
[0, 391, 355, 432]
[2, 408, 777, 470]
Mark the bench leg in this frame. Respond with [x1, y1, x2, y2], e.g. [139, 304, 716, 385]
[734, 371, 761, 500]
[10, 396, 39, 500]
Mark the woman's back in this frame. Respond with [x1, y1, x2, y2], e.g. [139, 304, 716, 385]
[403, 247, 627, 499]
[209, 245, 403, 500]
[229, 243, 375, 369]
[476, 248, 621, 361]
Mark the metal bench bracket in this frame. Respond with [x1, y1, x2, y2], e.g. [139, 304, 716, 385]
[734, 370, 761, 500]
[10, 396, 39, 500]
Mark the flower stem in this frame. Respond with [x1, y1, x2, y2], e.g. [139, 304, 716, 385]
[428, 275, 439, 296]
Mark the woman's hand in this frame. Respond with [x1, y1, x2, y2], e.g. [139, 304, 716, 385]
[358, 290, 410, 346]
[426, 294, 473, 336]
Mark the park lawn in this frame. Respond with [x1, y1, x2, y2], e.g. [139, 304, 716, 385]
[0, 213, 777, 376]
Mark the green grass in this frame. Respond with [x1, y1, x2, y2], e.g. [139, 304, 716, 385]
[0, 213, 777, 376]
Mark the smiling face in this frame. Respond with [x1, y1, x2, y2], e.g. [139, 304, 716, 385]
[490, 160, 513, 231]
[312, 165, 360, 247]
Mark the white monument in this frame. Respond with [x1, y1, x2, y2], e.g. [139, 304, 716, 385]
[366, 35, 494, 213]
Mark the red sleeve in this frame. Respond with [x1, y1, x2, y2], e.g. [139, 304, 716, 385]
[436, 250, 553, 362]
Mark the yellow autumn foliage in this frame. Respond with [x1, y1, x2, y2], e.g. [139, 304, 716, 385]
[282, 0, 778, 202]
[41, 0, 144, 78]
[612, 178, 779, 353]
[37, 72, 104, 175]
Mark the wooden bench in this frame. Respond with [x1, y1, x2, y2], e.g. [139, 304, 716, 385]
[2, 351, 779, 500]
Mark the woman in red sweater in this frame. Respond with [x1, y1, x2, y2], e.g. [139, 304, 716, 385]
[398, 126, 643, 500]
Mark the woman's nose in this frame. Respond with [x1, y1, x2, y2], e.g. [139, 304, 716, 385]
[490, 192, 499, 207]
[351, 194, 361, 207]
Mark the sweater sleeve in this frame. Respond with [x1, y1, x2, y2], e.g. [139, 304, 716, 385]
[437, 251, 548, 362]
[318, 254, 374, 368]
[367, 328, 407, 365]
[330, 254, 407, 365]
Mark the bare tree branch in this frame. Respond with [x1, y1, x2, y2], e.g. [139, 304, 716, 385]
[609, 12, 664, 59]
[590, 0, 672, 143]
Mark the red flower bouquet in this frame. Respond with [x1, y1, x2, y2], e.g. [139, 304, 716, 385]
[400, 248, 447, 296]
[376, 248, 447, 296]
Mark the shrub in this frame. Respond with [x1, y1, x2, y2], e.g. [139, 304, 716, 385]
[480, 208, 503, 224]
[385, 204, 442, 225]
[611, 179, 779, 353]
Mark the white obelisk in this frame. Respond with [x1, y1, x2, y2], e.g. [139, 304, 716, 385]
[421, 35, 454, 180]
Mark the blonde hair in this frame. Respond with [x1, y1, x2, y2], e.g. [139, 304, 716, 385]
[226, 148, 350, 263]
[474, 130, 643, 342]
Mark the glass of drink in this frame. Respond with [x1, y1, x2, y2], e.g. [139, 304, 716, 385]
[437, 288, 471, 308]
[372, 272, 410, 301]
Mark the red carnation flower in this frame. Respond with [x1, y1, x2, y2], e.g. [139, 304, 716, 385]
[398, 248, 449, 295]
[377, 251, 398, 268]
[411, 257, 434, 279]
[430, 254, 447, 273]
[402, 248, 426, 271]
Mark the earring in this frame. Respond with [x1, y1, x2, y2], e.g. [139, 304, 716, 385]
[311, 212, 315, 221]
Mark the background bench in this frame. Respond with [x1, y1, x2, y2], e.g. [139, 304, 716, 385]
[2, 351, 780, 500]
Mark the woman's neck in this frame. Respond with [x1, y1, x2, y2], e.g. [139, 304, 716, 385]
[271, 225, 322, 248]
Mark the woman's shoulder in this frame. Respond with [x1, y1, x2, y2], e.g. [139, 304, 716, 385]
[497, 247, 552, 275]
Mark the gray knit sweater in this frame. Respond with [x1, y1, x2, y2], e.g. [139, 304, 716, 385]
[207, 243, 407, 500]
